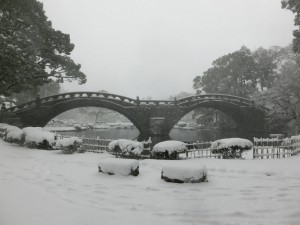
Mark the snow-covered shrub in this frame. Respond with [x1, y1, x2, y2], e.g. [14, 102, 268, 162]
[161, 164, 208, 183]
[0, 123, 20, 138]
[211, 138, 253, 159]
[5, 128, 24, 144]
[56, 137, 83, 154]
[23, 127, 56, 150]
[108, 139, 144, 159]
[0, 123, 20, 139]
[98, 158, 139, 176]
[151, 140, 187, 160]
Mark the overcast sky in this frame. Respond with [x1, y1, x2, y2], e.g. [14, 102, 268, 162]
[41, 0, 295, 99]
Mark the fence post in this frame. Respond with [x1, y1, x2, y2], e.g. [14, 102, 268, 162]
[253, 138, 256, 159]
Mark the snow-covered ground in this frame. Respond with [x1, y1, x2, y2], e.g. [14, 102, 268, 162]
[1, 139, 300, 225]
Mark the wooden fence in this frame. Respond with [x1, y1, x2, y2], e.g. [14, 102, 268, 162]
[57, 135, 113, 153]
[253, 137, 300, 159]
[2, 126, 300, 160]
[183, 141, 222, 159]
[59, 135, 216, 159]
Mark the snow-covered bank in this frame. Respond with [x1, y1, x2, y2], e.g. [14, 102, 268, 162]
[43, 126, 78, 132]
[0, 139, 300, 225]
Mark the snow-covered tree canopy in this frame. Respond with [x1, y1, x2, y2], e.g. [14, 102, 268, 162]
[0, 0, 86, 96]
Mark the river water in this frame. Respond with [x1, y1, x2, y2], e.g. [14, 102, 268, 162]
[59, 127, 238, 143]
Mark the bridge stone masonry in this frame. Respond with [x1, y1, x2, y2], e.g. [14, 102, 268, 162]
[5, 92, 269, 141]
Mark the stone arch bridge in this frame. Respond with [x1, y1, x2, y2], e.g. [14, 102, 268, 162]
[6, 92, 268, 139]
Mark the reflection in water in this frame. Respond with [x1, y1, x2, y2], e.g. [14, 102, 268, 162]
[58, 127, 239, 143]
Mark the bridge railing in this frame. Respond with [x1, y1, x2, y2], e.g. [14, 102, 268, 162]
[6, 91, 268, 114]
[6, 91, 138, 112]
[177, 93, 268, 112]
[178, 93, 252, 104]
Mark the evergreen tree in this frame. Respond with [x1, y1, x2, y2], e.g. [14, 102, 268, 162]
[0, 0, 86, 96]
[282, 0, 300, 54]
[193, 46, 257, 98]
[258, 46, 300, 135]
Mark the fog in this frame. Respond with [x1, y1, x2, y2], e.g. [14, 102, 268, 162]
[41, 0, 295, 99]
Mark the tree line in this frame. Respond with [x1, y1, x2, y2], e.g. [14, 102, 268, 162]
[191, 0, 300, 135]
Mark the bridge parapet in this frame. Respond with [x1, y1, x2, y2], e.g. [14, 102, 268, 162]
[6, 92, 269, 114]
[177, 93, 268, 113]
[138, 100, 174, 106]
[178, 94, 252, 105]
[6, 92, 138, 113]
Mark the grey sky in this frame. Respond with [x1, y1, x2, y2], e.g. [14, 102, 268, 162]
[41, 0, 295, 99]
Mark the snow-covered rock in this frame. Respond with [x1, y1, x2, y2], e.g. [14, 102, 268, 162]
[108, 139, 144, 158]
[152, 140, 187, 159]
[98, 158, 139, 176]
[161, 164, 207, 183]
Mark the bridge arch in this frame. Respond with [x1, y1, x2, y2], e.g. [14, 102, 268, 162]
[164, 94, 267, 135]
[8, 92, 145, 134]
[38, 99, 143, 131]
[6, 92, 268, 140]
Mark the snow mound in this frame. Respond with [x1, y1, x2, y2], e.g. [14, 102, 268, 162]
[161, 164, 207, 183]
[211, 138, 253, 150]
[98, 158, 139, 176]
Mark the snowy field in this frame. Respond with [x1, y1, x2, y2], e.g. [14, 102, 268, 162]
[1, 139, 300, 225]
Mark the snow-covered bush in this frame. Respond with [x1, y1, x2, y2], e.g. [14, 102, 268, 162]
[56, 137, 83, 154]
[108, 139, 144, 159]
[161, 164, 208, 183]
[23, 127, 56, 150]
[211, 138, 253, 159]
[0, 123, 18, 137]
[98, 158, 139, 176]
[5, 128, 24, 144]
[151, 140, 187, 160]
[0, 123, 20, 138]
